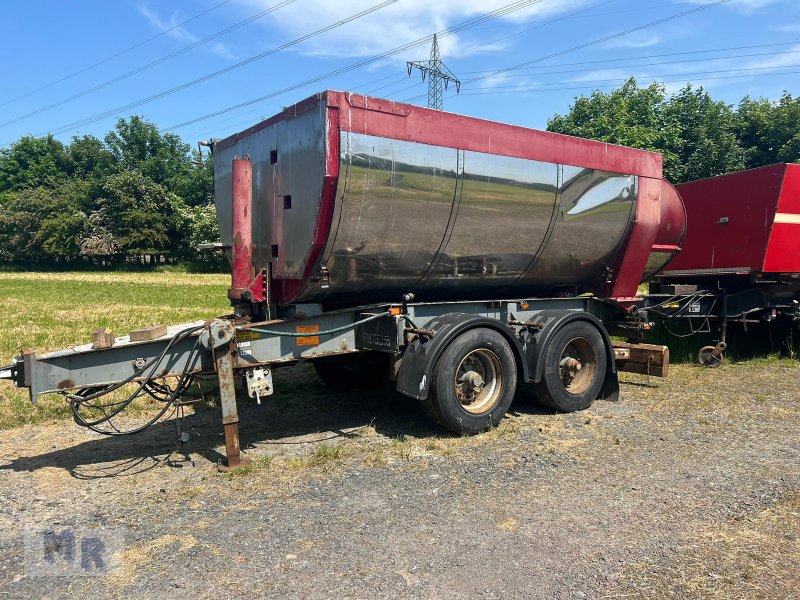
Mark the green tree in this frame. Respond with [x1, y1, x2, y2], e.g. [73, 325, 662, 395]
[174, 150, 215, 207]
[104, 116, 193, 191]
[547, 78, 748, 183]
[95, 170, 189, 262]
[663, 84, 745, 182]
[737, 93, 800, 168]
[184, 203, 226, 271]
[0, 134, 72, 192]
[0, 185, 86, 265]
[547, 78, 681, 179]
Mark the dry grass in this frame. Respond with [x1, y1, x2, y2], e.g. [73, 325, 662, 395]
[619, 493, 800, 598]
[0, 271, 228, 429]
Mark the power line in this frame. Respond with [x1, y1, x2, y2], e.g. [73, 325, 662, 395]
[458, 41, 800, 75]
[0, 0, 298, 129]
[37, 0, 399, 137]
[479, 0, 733, 80]
[445, 68, 800, 96]
[401, 0, 734, 104]
[164, 0, 547, 132]
[462, 50, 800, 81]
[184, 37, 797, 140]
[0, 0, 233, 109]
[345, 0, 617, 102]
[448, 0, 618, 63]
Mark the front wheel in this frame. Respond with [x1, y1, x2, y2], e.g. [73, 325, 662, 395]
[531, 321, 607, 412]
[420, 328, 517, 434]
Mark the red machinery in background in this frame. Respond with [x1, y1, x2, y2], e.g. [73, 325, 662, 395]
[647, 164, 800, 365]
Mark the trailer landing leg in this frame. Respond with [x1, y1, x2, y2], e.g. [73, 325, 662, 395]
[215, 346, 251, 472]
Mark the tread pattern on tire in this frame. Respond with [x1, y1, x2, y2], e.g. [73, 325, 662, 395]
[420, 328, 517, 434]
[531, 321, 607, 413]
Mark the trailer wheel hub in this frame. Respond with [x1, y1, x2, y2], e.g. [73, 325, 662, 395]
[559, 337, 596, 395]
[455, 348, 502, 414]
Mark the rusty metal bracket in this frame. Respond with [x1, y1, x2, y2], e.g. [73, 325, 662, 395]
[508, 319, 544, 330]
[215, 347, 251, 471]
[403, 326, 435, 338]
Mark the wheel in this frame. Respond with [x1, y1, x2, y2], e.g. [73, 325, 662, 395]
[420, 328, 517, 434]
[531, 321, 607, 412]
[313, 352, 389, 390]
[698, 345, 724, 368]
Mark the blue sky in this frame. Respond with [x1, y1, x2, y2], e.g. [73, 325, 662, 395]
[1, 0, 799, 147]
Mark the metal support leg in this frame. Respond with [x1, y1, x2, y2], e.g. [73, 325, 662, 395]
[215, 346, 250, 471]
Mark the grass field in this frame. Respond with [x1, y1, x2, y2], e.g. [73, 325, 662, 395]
[0, 271, 229, 429]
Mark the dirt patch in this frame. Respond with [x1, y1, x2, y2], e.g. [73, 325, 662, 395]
[0, 361, 798, 598]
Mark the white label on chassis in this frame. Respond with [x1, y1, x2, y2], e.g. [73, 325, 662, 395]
[238, 340, 254, 357]
[688, 301, 701, 313]
[362, 333, 393, 348]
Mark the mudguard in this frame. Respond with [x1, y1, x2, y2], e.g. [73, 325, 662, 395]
[522, 310, 619, 401]
[395, 313, 528, 401]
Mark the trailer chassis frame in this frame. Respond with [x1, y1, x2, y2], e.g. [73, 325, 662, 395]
[2, 296, 661, 469]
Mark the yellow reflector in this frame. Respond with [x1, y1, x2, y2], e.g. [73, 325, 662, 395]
[389, 307, 402, 316]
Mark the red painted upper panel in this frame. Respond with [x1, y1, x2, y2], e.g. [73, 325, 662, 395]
[327, 91, 663, 177]
[665, 164, 800, 276]
[217, 90, 664, 177]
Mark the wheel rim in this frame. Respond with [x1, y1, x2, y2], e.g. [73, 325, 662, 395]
[558, 336, 597, 395]
[454, 348, 503, 414]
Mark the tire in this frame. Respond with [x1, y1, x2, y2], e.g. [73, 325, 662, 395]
[313, 352, 390, 390]
[531, 321, 607, 412]
[420, 328, 517, 434]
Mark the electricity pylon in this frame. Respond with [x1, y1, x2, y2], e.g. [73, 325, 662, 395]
[406, 34, 461, 110]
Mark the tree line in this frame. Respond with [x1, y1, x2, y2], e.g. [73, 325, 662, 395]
[1, 79, 798, 270]
[547, 78, 800, 183]
[0, 116, 221, 270]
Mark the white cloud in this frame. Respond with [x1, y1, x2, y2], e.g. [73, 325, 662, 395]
[681, 0, 780, 14]
[138, 3, 198, 44]
[602, 33, 661, 50]
[237, 0, 591, 61]
[768, 23, 800, 34]
[559, 43, 800, 94]
[137, 1, 239, 59]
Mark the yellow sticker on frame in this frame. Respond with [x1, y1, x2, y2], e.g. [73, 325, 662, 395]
[296, 324, 320, 346]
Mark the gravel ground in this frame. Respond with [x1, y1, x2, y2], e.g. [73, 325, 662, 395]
[0, 360, 798, 599]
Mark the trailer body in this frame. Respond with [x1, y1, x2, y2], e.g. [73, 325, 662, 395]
[647, 164, 800, 365]
[213, 91, 684, 308]
[663, 163, 800, 278]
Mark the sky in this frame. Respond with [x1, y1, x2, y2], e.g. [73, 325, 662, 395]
[1, 0, 799, 148]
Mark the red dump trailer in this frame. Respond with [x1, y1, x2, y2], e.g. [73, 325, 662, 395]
[647, 164, 800, 365]
[2, 91, 685, 468]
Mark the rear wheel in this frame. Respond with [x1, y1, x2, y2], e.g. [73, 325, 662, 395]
[421, 328, 517, 434]
[532, 321, 607, 412]
[313, 352, 389, 390]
